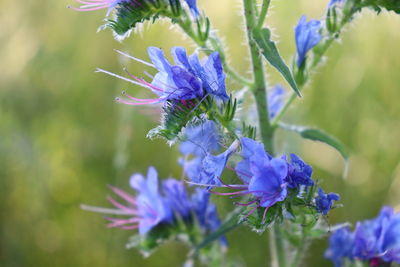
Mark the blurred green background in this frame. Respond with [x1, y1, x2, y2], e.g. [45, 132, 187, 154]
[1, 0, 400, 266]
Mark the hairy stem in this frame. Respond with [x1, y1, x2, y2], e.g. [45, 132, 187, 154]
[243, 1, 287, 267]
[256, 0, 271, 29]
[243, 0, 274, 152]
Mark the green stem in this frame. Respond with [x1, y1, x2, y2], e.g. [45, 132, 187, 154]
[273, 224, 287, 267]
[242, 1, 286, 267]
[243, 0, 274, 152]
[291, 232, 307, 267]
[256, 0, 271, 29]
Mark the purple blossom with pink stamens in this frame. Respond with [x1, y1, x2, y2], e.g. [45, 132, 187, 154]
[82, 167, 173, 235]
[97, 47, 229, 107]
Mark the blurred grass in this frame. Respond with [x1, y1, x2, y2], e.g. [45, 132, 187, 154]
[1, 0, 400, 266]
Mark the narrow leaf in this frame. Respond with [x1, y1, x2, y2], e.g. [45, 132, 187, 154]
[253, 28, 301, 97]
[280, 123, 349, 161]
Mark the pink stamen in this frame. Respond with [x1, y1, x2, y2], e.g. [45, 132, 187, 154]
[109, 186, 137, 204]
[209, 190, 250, 196]
[234, 199, 258, 206]
[185, 180, 247, 189]
[261, 207, 269, 224]
[122, 91, 160, 102]
[245, 206, 259, 217]
[69, 5, 109, 11]
[115, 98, 158, 106]
[120, 225, 140, 230]
[106, 218, 141, 228]
[107, 196, 138, 213]
[124, 68, 163, 92]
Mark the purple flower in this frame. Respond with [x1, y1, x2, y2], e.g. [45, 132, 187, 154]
[209, 138, 288, 220]
[248, 157, 289, 208]
[286, 153, 314, 188]
[81, 167, 173, 235]
[198, 142, 238, 186]
[235, 137, 271, 183]
[185, 0, 200, 18]
[325, 227, 355, 267]
[268, 85, 286, 119]
[180, 120, 220, 157]
[295, 16, 322, 67]
[82, 166, 229, 245]
[97, 47, 229, 106]
[326, 207, 400, 266]
[162, 179, 191, 220]
[315, 188, 340, 215]
[180, 120, 222, 183]
[329, 0, 344, 7]
[354, 207, 400, 263]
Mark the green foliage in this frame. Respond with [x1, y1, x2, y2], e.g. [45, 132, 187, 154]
[279, 123, 349, 162]
[253, 28, 301, 97]
[244, 204, 283, 233]
[359, 0, 400, 14]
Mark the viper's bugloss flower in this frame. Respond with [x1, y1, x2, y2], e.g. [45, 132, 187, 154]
[162, 179, 191, 219]
[206, 138, 289, 220]
[184, 0, 200, 18]
[268, 85, 286, 119]
[193, 137, 340, 221]
[82, 167, 172, 235]
[97, 47, 228, 107]
[326, 207, 400, 266]
[328, 0, 344, 7]
[295, 16, 322, 67]
[325, 227, 355, 267]
[353, 206, 400, 263]
[180, 120, 220, 157]
[83, 167, 226, 242]
[197, 141, 238, 186]
[315, 187, 340, 215]
[286, 153, 314, 188]
[180, 120, 222, 183]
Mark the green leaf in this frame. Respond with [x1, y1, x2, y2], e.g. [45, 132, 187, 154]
[280, 123, 349, 161]
[253, 28, 301, 97]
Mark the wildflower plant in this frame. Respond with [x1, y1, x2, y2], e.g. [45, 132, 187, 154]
[70, 0, 400, 266]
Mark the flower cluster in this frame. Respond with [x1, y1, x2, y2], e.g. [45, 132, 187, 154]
[82, 167, 225, 244]
[97, 47, 230, 141]
[181, 126, 340, 224]
[325, 206, 400, 267]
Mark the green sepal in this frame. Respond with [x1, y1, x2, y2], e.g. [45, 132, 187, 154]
[244, 204, 283, 234]
[126, 223, 172, 257]
[253, 28, 301, 97]
[147, 97, 214, 143]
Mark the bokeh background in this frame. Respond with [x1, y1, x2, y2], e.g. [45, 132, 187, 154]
[1, 0, 400, 266]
